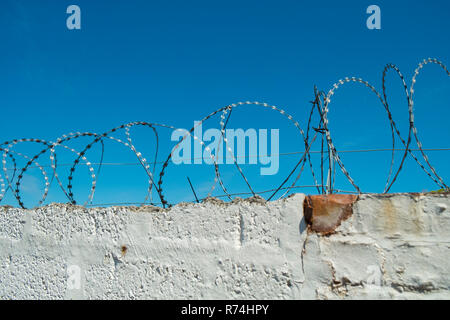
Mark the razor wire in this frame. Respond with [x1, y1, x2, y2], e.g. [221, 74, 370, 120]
[0, 58, 449, 209]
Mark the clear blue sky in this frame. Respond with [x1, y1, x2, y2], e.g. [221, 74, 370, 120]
[0, 0, 449, 207]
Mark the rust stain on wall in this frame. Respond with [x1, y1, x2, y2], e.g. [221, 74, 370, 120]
[381, 199, 397, 234]
[304, 194, 358, 235]
[378, 198, 423, 235]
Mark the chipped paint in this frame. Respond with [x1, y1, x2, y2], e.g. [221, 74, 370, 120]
[0, 193, 449, 299]
[304, 194, 358, 235]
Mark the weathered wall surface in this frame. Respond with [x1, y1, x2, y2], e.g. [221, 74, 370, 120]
[0, 193, 449, 299]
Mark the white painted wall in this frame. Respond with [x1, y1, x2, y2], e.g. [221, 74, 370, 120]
[0, 193, 449, 299]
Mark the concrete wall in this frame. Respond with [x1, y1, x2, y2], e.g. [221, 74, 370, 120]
[0, 193, 449, 299]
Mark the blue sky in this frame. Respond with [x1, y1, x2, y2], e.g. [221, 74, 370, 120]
[0, 0, 449, 207]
